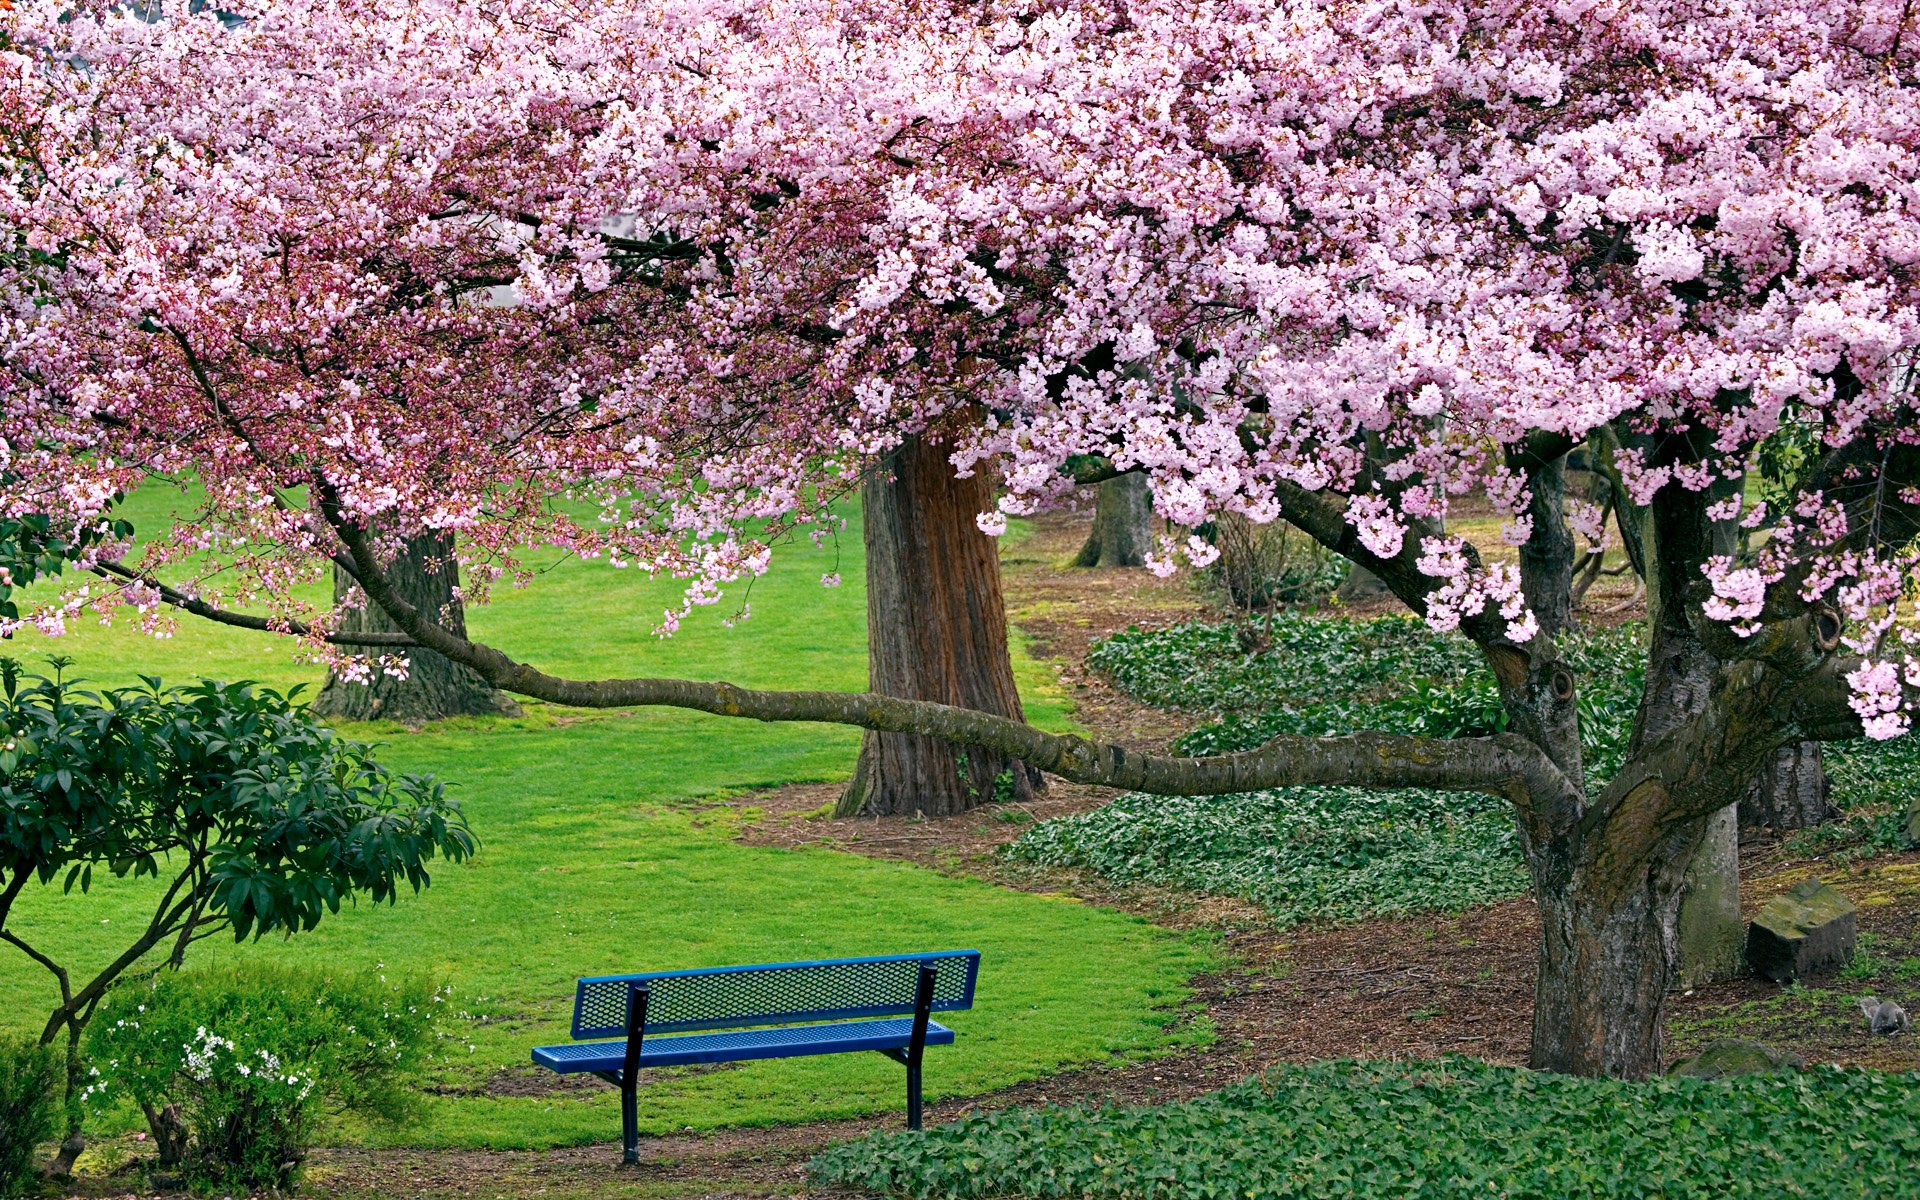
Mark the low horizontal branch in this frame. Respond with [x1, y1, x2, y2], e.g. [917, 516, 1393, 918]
[317, 491, 1568, 800]
[92, 562, 416, 648]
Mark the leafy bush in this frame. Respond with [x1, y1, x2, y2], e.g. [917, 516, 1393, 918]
[1086, 614, 1486, 715]
[0, 1035, 60, 1198]
[0, 668, 472, 1119]
[87, 964, 448, 1191]
[811, 1057, 1920, 1200]
[1005, 787, 1527, 925]
[1027, 617, 1649, 924]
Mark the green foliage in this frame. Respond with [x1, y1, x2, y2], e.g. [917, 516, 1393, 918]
[811, 1057, 1920, 1200]
[1021, 617, 1648, 925]
[1791, 735, 1920, 860]
[0, 1035, 60, 1198]
[0, 670, 474, 940]
[1005, 786, 1526, 926]
[0, 511, 133, 629]
[1118, 618, 1645, 783]
[88, 964, 447, 1190]
[1086, 614, 1485, 715]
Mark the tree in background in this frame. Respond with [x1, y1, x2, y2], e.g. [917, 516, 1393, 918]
[1073, 473, 1154, 569]
[6, 0, 1920, 1078]
[840, 432, 1039, 817]
[309, 531, 521, 725]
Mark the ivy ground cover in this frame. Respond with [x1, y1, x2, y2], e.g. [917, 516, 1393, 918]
[813, 1057, 1920, 1200]
[0, 488, 1211, 1149]
[1010, 614, 1916, 925]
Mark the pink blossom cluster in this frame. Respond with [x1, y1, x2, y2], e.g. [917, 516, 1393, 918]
[2, 0, 1920, 725]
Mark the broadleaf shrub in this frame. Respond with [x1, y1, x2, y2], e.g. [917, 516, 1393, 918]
[1004, 786, 1527, 926]
[810, 1057, 1920, 1200]
[87, 964, 448, 1191]
[0, 1035, 60, 1198]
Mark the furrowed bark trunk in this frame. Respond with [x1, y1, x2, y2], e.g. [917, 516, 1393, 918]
[1527, 817, 1702, 1077]
[837, 434, 1040, 818]
[311, 531, 520, 725]
[1073, 472, 1152, 568]
[1739, 741, 1833, 835]
[1632, 474, 1744, 987]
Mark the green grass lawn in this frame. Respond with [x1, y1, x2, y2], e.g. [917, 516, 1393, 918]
[0, 485, 1211, 1148]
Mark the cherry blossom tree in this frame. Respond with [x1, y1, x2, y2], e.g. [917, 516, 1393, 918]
[5, 0, 1920, 1079]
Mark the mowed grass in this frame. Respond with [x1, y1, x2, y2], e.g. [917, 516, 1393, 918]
[0, 484, 1209, 1148]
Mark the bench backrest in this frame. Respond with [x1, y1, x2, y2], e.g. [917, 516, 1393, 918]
[571, 950, 982, 1039]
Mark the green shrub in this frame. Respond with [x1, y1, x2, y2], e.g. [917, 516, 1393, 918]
[1004, 786, 1527, 925]
[1025, 616, 1650, 924]
[811, 1057, 1920, 1200]
[0, 1036, 59, 1198]
[0, 670, 472, 1094]
[1086, 614, 1486, 715]
[1088, 616, 1645, 783]
[87, 964, 448, 1191]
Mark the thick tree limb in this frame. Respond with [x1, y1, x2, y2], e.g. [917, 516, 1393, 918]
[91, 562, 416, 648]
[315, 491, 1568, 801]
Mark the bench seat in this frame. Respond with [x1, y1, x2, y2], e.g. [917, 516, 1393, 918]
[535, 950, 980, 1162]
[532, 1016, 956, 1073]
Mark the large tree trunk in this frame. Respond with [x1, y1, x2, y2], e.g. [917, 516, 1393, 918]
[311, 531, 520, 725]
[1073, 472, 1152, 568]
[1528, 825, 1699, 1077]
[837, 435, 1040, 818]
[1631, 476, 1746, 989]
[1739, 742, 1833, 835]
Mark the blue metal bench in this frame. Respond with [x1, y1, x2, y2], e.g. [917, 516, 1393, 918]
[531, 950, 981, 1162]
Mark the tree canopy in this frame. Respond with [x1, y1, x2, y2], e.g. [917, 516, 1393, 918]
[4, 0, 1919, 1076]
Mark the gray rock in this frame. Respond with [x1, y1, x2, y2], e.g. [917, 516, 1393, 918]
[1668, 1038, 1805, 1080]
[1746, 879, 1857, 982]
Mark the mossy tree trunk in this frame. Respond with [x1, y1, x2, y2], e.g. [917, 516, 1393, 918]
[310, 531, 519, 725]
[837, 434, 1039, 818]
[1073, 471, 1152, 568]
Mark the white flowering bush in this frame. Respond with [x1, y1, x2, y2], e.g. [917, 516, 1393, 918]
[87, 964, 448, 1190]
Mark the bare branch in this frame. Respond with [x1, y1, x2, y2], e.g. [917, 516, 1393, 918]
[90, 561, 415, 648]
[313, 485, 1569, 801]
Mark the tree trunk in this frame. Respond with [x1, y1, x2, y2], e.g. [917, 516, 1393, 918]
[1335, 563, 1396, 603]
[837, 434, 1040, 818]
[310, 531, 520, 725]
[1632, 478, 1746, 996]
[1073, 472, 1152, 568]
[1528, 821, 1701, 1077]
[1676, 806, 1744, 985]
[1739, 741, 1833, 835]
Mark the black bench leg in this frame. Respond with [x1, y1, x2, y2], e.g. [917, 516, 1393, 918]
[904, 963, 936, 1132]
[620, 984, 650, 1165]
[621, 1073, 640, 1164]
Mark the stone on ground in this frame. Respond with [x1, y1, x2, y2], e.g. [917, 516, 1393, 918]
[1667, 1038, 1805, 1080]
[1746, 879, 1857, 982]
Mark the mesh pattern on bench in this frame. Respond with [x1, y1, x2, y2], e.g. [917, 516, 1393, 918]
[572, 951, 979, 1039]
